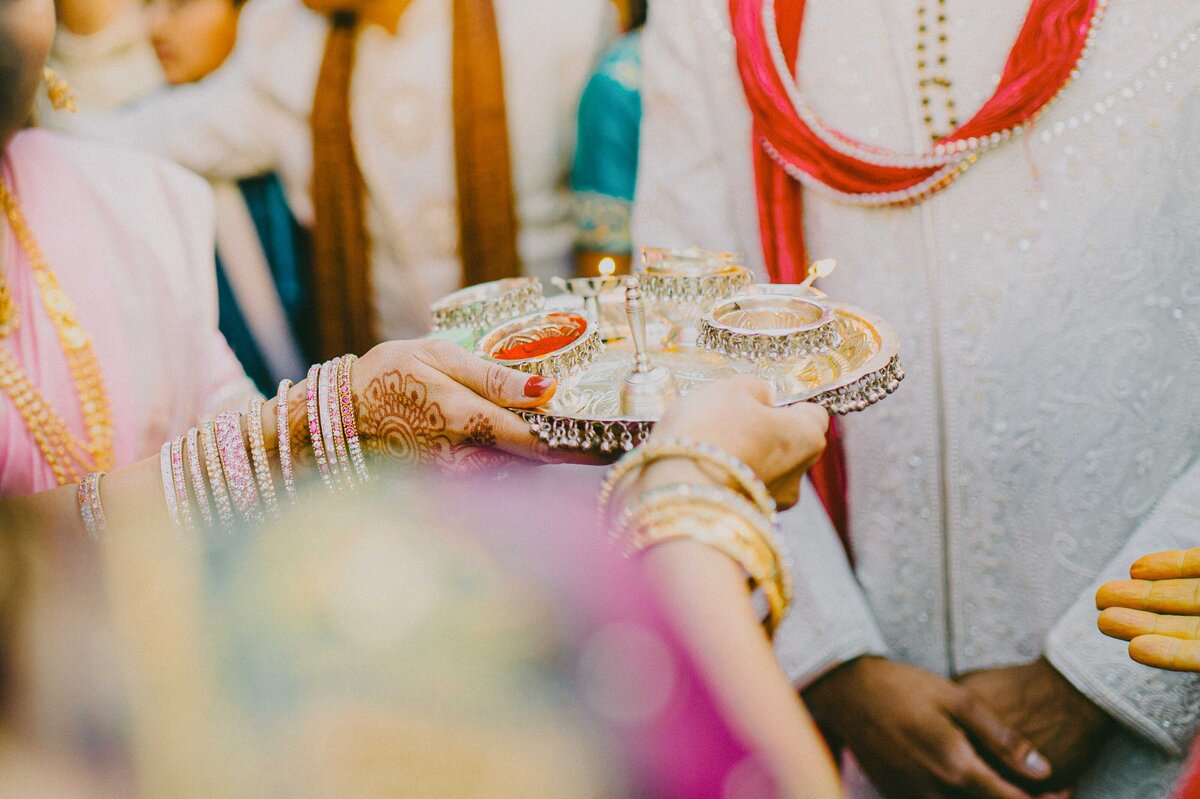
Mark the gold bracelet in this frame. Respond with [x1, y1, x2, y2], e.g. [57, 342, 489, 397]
[629, 503, 789, 637]
[621, 483, 792, 636]
[599, 438, 776, 523]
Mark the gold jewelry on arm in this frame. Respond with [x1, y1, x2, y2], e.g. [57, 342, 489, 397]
[77, 472, 108, 540]
[598, 438, 777, 524]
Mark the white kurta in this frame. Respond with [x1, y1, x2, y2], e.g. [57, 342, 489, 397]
[68, 0, 614, 340]
[634, 1, 1200, 796]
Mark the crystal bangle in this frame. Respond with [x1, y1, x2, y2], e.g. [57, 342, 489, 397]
[201, 419, 235, 529]
[77, 472, 108, 540]
[159, 440, 180, 527]
[170, 435, 193, 529]
[321, 359, 350, 488]
[306, 363, 332, 490]
[275, 380, 297, 501]
[246, 396, 278, 517]
[186, 427, 213, 526]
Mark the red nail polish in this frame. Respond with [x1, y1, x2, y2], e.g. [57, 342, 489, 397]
[524, 376, 555, 397]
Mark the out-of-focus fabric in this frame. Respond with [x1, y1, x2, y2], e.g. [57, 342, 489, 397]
[64, 0, 615, 339]
[0, 129, 254, 497]
[571, 30, 642, 255]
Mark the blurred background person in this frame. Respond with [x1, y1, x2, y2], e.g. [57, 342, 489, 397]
[570, 0, 645, 276]
[59, 0, 615, 360]
[47, 0, 311, 393]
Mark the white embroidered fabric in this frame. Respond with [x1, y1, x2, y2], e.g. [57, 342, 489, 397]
[634, 0, 1200, 794]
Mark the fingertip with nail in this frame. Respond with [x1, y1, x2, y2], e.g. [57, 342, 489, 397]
[1023, 748, 1052, 780]
[524, 376, 556, 398]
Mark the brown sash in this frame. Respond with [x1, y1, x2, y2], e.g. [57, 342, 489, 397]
[309, 2, 521, 359]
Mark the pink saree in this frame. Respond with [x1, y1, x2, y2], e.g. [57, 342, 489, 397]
[0, 129, 254, 497]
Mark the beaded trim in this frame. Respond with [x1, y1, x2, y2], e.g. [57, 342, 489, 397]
[77, 472, 108, 540]
[186, 427, 213, 526]
[338, 356, 370, 483]
[201, 420, 235, 529]
[759, 0, 1107, 170]
[215, 412, 261, 521]
[246, 396, 279, 517]
[159, 440, 180, 527]
[170, 435, 193, 529]
[306, 363, 332, 490]
[275, 380, 297, 500]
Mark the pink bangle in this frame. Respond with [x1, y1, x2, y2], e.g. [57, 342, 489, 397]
[170, 434, 194, 529]
[186, 427, 213, 526]
[215, 411, 261, 520]
[275, 379, 297, 501]
[306, 363, 332, 490]
[338, 355, 370, 483]
[324, 358, 351, 487]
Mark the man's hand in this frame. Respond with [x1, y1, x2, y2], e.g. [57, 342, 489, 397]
[1097, 547, 1200, 672]
[803, 657, 1053, 799]
[957, 659, 1114, 792]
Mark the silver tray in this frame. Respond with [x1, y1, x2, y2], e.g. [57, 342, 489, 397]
[511, 301, 903, 454]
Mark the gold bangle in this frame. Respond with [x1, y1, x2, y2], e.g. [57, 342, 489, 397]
[628, 505, 789, 637]
[599, 438, 776, 523]
[622, 483, 792, 636]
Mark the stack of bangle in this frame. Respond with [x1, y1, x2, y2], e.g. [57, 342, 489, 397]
[599, 438, 792, 636]
[95, 355, 375, 536]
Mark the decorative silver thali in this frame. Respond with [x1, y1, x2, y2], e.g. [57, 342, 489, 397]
[429, 250, 904, 454]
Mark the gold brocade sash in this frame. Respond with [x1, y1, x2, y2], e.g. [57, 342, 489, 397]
[309, 3, 521, 359]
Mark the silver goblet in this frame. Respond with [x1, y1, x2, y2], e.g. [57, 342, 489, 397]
[698, 294, 842, 398]
[639, 246, 754, 350]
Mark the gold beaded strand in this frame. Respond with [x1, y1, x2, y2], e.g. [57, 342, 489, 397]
[0, 178, 114, 484]
[917, 0, 958, 142]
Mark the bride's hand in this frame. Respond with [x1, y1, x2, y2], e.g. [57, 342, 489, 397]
[344, 339, 557, 471]
[644, 376, 830, 508]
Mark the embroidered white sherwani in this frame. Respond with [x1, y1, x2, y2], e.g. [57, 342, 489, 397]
[634, 1, 1200, 796]
[68, 0, 614, 339]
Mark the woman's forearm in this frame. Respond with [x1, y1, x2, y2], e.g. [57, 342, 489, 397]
[631, 460, 844, 798]
[0, 379, 310, 544]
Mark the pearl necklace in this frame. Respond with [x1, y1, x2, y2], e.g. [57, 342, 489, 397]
[0, 178, 115, 485]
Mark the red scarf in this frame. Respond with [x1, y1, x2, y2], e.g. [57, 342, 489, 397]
[730, 0, 1101, 538]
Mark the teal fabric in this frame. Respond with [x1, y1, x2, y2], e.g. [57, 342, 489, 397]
[571, 31, 642, 254]
[215, 173, 313, 393]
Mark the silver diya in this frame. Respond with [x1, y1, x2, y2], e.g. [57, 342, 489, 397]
[697, 294, 842, 396]
[431, 276, 544, 332]
[638, 246, 754, 349]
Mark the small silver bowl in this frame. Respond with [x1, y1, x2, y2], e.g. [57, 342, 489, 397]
[476, 311, 606, 406]
[698, 294, 841, 396]
[638, 247, 754, 349]
[431, 277, 544, 332]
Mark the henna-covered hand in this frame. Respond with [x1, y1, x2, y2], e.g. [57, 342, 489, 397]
[349, 340, 557, 471]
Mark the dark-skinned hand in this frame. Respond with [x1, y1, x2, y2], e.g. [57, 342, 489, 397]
[957, 659, 1113, 794]
[803, 656, 1055, 799]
